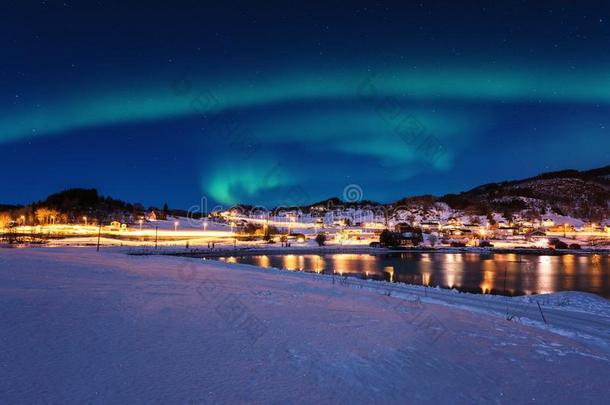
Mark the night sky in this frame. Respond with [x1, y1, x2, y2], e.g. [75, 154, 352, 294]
[1, 1, 609, 209]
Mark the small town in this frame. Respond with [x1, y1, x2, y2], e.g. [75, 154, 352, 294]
[2, 197, 609, 251]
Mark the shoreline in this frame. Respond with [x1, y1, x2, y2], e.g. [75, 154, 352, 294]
[128, 245, 610, 258]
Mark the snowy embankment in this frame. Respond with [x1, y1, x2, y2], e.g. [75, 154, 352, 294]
[1, 248, 609, 404]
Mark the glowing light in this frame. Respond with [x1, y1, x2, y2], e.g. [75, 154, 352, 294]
[283, 254, 297, 270]
[385, 266, 394, 282]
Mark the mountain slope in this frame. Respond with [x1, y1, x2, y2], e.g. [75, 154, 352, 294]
[440, 166, 610, 219]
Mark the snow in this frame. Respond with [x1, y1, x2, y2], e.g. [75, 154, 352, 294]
[541, 213, 586, 228]
[1, 247, 609, 403]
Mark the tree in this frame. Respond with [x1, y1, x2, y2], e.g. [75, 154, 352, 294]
[315, 233, 327, 246]
[242, 223, 259, 235]
[162, 203, 169, 219]
[263, 225, 279, 241]
[35, 207, 52, 225]
[502, 208, 513, 223]
[379, 229, 397, 247]
[0, 212, 11, 228]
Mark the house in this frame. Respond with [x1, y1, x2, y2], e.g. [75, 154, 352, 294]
[381, 226, 423, 247]
[333, 218, 351, 227]
[394, 222, 416, 234]
[582, 223, 601, 232]
[527, 230, 547, 240]
[542, 218, 555, 228]
[517, 224, 535, 235]
[547, 224, 575, 233]
[462, 223, 481, 232]
[336, 227, 364, 242]
[447, 229, 463, 237]
[391, 231, 421, 247]
[459, 228, 474, 238]
[526, 230, 547, 244]
[420, 221, 441, 232]
[494, 226, 518, 238]
[443, 217, 462, 230]
[518, 219, 534, 228]
[147, 210, 158, 221]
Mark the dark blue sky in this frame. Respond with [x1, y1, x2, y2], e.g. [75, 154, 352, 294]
[1, 1, 609, 208]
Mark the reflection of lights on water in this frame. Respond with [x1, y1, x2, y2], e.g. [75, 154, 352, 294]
[537, 256, 554, 294]
[384, 266, 394, 282]
[257, 255, 270, 268]
[561, 255, 575, 290]
[311, 255, 325, 273]
[421, 272, 430, 286]
[464, 253, 479, 262]
[590, 254, 602, 289]
[445, 254, 462, 263]
[332, 255, 355, 276]
[442, 255, 464, 288]
[362, 255, 375, 276]
[419, 253, 433, 286]
[592, 254, 601, 265]
[481, 260, 497, 293]
[283, 255, 297, 270]
[480, 270, 495, 294]
[215, 252, 607, 297]
[445, 271, 455, 288]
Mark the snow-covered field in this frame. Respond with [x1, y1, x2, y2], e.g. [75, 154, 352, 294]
[1, 247, 609, 404]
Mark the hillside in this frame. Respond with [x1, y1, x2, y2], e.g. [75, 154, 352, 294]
[440, 166, 610, 220]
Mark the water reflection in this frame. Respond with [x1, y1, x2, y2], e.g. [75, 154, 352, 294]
[480, 260, 495, 294]
[538, 256, 554, 294]
[213, 253, 610, 298]
[257, 255, 270, 268]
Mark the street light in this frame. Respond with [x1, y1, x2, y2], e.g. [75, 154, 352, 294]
[174, 221, 179, 232]
[203, 220, 208, 231]
[83, 216, 87, 226]
[139, 219, 143, 231]
[288, 216, 295, 234]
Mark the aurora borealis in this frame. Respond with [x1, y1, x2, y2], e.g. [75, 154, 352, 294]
[1, 1, 609, 207]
